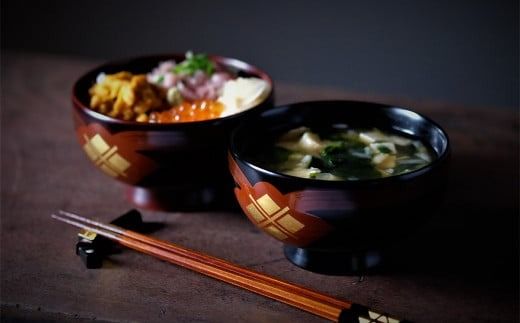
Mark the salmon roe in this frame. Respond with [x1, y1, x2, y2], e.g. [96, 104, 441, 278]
[149, 100, 224, 123]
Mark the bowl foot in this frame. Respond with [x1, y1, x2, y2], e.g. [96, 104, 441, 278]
[283, 245, 383, 275]
[125, 185, 238, 212]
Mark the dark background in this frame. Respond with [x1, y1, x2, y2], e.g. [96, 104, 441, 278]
[1, 0, 518, 109]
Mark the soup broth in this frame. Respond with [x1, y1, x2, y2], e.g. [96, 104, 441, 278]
[253, 126, 435, 181]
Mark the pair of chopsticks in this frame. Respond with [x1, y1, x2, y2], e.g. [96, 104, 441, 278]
[52, 210, 405, 323]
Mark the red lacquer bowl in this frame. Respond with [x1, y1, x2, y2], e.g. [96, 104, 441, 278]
[229, 101, 450, 274]
[72, 54, 273, 210]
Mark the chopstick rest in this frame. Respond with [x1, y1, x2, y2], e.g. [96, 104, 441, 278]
[75, 209, 143, 268]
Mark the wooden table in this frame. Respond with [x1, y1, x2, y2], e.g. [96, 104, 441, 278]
[1, 52, 518, 323]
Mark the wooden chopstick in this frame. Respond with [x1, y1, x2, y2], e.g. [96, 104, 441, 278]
[52, 212, 346, 320]
[57, 210, 351, 310]
[52, 211, 408, 323]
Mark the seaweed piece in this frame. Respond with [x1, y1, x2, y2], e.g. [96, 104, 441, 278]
[320, 142, 381, 179]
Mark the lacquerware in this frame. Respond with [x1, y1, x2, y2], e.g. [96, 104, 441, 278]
[72, 54, 273, 210]
[229, 100, 450, 274]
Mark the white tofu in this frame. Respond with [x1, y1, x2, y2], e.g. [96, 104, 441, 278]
[298, 132, 324, 155]
[315, 172, 343, 181]
[278, 131, 324, 156]
[372, 153, 396, 169]
[218, 77, 271, 117]
[389, 135, 412, 146]
[285, 167, 321, 179]
[359, 132, 376, 144]
[278, 126, 309, 141]
[297, 154, 313, 168]
[359, 129, 388, 144]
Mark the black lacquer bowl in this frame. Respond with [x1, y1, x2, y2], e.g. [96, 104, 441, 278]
[72, 54, 273, 211]
[228, 100, 450, 274]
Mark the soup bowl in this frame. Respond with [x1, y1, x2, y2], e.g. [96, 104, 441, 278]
[72, 54, 273, 210]
[228, 100, 450, 274]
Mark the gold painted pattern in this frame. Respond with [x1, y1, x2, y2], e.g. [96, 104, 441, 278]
[83, 134, 131, 178]
[246, 203, 265, 222]
[78, 230, 97, 241]
[265, 225, 288, 240]
[358, 310, 401, 323]
[245, 193, 305, 241]
[277, 214, 305, 233]
[256, 194, 280, 215]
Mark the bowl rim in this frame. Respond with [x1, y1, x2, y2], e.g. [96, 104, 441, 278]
[71, 53, 274, 128]
[229, 100, 451, 188]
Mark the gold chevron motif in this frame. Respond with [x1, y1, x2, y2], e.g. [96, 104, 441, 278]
[83, 134, 130, 178]
[245, 193, 305, 241]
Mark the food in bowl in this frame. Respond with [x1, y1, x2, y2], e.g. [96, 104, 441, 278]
[88, 51, 271, 123]
[253, 126, 434, 180]
[72, 53, 273, 210]
[228, 100, 450, 273]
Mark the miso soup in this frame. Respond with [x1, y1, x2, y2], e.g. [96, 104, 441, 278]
[254, 126, 435, 181]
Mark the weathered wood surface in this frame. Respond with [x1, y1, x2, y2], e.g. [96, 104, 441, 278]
[1, 52, 518, 322]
